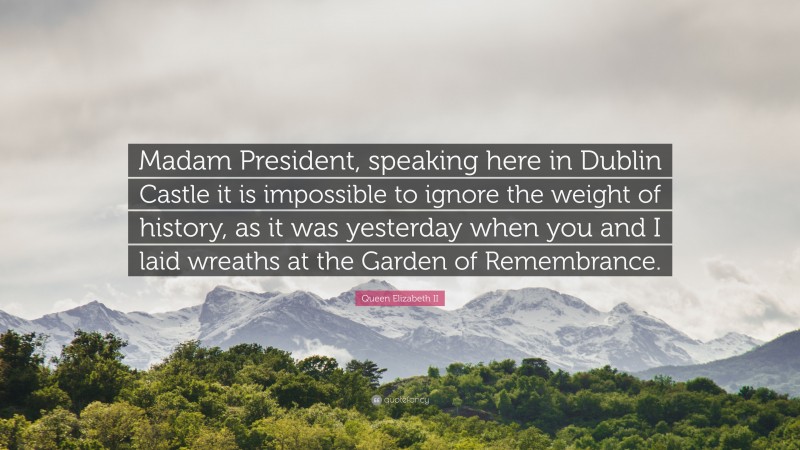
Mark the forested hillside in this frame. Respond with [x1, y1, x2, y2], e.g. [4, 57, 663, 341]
[639, 329, 800, 397]
[2, 329, 799, 449]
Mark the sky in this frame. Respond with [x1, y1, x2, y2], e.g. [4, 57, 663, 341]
[1, 0, 799, 342]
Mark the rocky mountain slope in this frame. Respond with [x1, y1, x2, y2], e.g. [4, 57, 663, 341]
[0, 281, 761, 379]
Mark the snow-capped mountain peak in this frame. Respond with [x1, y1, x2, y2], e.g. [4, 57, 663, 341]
[348, 279, 397, 292]
[609, 302, 637, 315]
[464, 287, 599, 317]
[0, 281, 763, 379]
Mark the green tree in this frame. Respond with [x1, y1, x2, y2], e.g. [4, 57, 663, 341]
[79, 401, 146, 450]
[516, 426, 551, 450]
[22, 407, 79, 450]
[446, 362, 468, 376]
[739, 385, 756, 400]
[27, 385, 72, 416]
[719, 425, 755, 450]
[333, 370, 373, 411]
[572, 390, 603, 420]
[225, 383, 280, 424]
[752, 407, 782, 436]
[191, 426, 239, 450]
[8, 334, 800, 449]
[489, 359, 517, 375]
[636, 394, 665, 425]
[651, 374, 675, 391]
[252, 416, 330, 450]
[54, 330, 131, 411]
[298, 355, 339, 380]
[519, 358, 552, 379]
[429, 386, 458, 408]
[495, 389, 513, 417]
[549, 369, 577, 393]
[753, 387, 782, 402]
[376, 419, 426, 448]
[685, 377, 726, 395]
[270, 373, 334, 408]
[345, 359, 387, 388]
[0, 330, 45, 411]
[452, 397, 463, 415]
[0, 414, 29, 450]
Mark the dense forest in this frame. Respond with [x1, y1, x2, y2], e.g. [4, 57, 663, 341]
[1, 329, 800, 449]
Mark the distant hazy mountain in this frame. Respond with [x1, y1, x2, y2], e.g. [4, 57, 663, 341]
[639, 330, 800, 396]
[0, 281, 760, 379]
[0, 301, 201, 369]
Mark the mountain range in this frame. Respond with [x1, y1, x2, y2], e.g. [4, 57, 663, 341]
[639, 329, 800, 397]
[0, 281, 761, 380]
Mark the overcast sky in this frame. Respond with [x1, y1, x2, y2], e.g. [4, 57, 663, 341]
[1, 0, 799, 342]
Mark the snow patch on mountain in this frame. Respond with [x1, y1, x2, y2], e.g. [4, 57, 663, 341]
[0, 283, 762, 378]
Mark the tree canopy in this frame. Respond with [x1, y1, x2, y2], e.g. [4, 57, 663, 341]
[1, 328, 800, 449]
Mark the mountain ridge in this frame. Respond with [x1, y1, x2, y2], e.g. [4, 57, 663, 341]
[638, 329, 800, 396]
[0, 281, 762, 379]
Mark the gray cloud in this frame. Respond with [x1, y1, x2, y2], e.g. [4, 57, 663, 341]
[0, 0, 799, 343]
[0, 0, 95, 27]
[706, 258, 754, 284]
